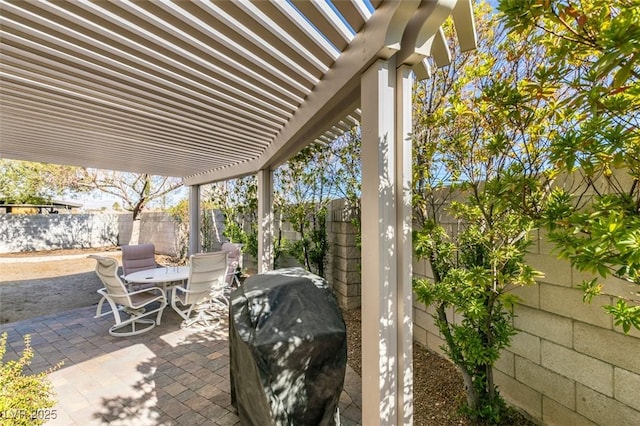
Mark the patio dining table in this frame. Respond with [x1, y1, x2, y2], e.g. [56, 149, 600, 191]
[124, 266, 189, 292]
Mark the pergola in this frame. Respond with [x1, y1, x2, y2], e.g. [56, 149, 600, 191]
[0, 1, 476, 424]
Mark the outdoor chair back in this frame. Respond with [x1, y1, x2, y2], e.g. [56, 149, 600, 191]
[121, 243, 158, 275]
[221, 242, 242, 286]
[171, 251, 228, 329]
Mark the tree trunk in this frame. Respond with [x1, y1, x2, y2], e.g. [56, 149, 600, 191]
[461, 367, 478, 412]
[485, 294, 497, 405]
[299, 223, 310, 271]
[435, 303, 479, 411]
[128, 219, 141, 245]
[487, 363, 495, 406]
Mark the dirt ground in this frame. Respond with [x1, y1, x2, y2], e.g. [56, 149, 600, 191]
[0, 247, 185, 324]
[0, 248, 120, 323]
[0, 248, 536, 425]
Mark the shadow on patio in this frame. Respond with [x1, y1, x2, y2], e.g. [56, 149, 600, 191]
[0, 304, 362, 425]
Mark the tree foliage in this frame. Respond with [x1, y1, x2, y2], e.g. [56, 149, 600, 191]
[0, 160, 184, 226]
[167, 196, 217, 261]
[206, 176, 258, 259]
[204, 130, 361, 274]
[0, 160, 83, 204]
[500, 0, 640, 332]
[275, 144, 336, 277]
[329, 127, 362, 249]
[412, 2, 553, 421]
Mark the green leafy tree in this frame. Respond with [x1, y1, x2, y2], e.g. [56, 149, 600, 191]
[412, 2, 557, 421]
[500, 0, 640, 332]
[328, 127, 362, 249]
[275, 144, 339, 277]
[0, 160, 83, 204]
[168, 197, 217, 261]
[167, 199, 190, 261]
[206, 176, 258, 259]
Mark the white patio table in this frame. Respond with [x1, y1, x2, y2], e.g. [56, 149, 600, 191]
[124, 266, 189, 291]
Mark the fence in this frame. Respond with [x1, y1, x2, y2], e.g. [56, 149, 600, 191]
[0, 203, 362, 310]
[0, 212, 180, 256]
[3, 200, 637, 425]
[411, 178, 640, 426]
[0, 213, 119, 253]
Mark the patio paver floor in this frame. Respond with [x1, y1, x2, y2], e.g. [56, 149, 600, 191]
[0, 305, 361, 425]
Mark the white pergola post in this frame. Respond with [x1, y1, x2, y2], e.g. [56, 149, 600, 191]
[188, 185, 200, 256]
[361, 57, 414, 425]
[396, 64, 414, 424]
[257, 168, 274, 273]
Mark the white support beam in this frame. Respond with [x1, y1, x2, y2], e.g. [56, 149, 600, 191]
[188, 185, 200, 256]
[361, 58, 396, 424]
[257, 168, 274, 273]
[361, 56, 413, 425]
[396, 64, 414, 425]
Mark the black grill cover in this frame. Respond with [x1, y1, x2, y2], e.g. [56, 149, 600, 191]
[229, 267, 347, 426]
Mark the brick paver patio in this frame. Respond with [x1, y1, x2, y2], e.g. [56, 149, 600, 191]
[0, 304, 361, 425]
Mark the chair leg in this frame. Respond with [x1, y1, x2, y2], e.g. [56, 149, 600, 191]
[94, 295, 107, 318]
[95, 290, 124, 324]
[182, 308, 221, 330]
[155, 300, 167, 325]
[109, 318, 156, 337]
[97, 290, 166, 337]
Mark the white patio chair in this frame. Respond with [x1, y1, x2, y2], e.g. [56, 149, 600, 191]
[171, 251, 229, 330]
[90, 255, 167, 337]
[221, 242, 242, 287]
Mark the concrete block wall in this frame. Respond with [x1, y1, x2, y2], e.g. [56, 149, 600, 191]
[413, 227, 640, 425]
[328, 198, 361, 309]
[117, 212, 181, 256]
[2, 212, 181, 256]
[0, 213, 119, 253]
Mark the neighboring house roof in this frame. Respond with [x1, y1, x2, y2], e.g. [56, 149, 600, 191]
[0, 199, 83, 213]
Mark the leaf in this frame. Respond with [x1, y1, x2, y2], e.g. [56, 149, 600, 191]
[613, 61, 632, 88]
[580, 278, 602, 303]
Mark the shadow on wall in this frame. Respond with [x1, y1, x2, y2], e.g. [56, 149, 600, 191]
[0, 214, 119, 253]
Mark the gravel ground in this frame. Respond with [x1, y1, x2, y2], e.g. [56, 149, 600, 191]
[1, 248, 536, 425]
[342, 309, 471, 425]
[342, 308, 537, 426]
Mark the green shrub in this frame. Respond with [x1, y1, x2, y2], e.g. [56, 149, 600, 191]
[0, 333, 61, 425]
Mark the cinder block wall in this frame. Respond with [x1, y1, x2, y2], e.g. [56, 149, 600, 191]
[413, 227, 640, 425]
[116, 212, 181, 256]
[1, 212, 181, 256]
[0, 213, 119, 253]
[328, 199, 361, 310]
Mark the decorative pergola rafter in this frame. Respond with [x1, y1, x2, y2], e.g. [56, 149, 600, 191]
[1, 0, 474, 184]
